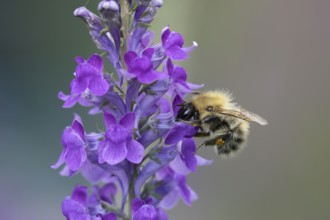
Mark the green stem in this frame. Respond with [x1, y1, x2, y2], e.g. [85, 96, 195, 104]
[128, 165, 138, 219]
[120, 0, 130, 69]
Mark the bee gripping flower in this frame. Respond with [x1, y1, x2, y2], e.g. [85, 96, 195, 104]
[54, 1, 209, 219]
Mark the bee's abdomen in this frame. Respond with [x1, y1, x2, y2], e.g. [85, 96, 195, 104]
[214, 126, 247, 156]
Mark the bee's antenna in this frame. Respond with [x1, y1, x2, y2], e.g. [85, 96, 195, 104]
[192, 91, 202, 95]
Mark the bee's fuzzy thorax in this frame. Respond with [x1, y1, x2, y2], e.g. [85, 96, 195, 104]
[191, 90, 235, 117]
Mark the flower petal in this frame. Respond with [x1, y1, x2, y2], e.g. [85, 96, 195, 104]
[80, 160, 108, 184]
[99, 182, 117, 204]
[72, 114, 85, 141]
[71, 185, 88, 206]
[169, 154, 190, 175]
[141, 31, 154, 49]
[164, 123, 196, 145]
[172, 66, 187, 81]
[124, 51, 138, 70]
[87, 54, 103, 71]
[142, 48, 154, 59]
[89, 77, 110, 96]
[138, 71, 168, 84]
[58, 91, 70, 101]
[165, 46, 187, 60]
[106, 125, 130, 143]
[126, 140, 144, 164]
[132, 198, 145, 213]
[161, 26, 171, 46]
[133, 204, 158, 220]
[103, 213, 117, 220]
[63, 94, 81, 108]
[119, 112, 135, 131]
[181, 138, 197, 172]
[70, 78, 87, 95]
[51, 148, 66, 169]
[102, 141, 127, 165]
[158, 190, 179, 210]
[75, 56, 85, 64]
[165, 32, 184, 48]
[62, 127, 87, 171]
[166, 59, 174, 76]
[177, 175, 198, 206]
[196, 155, 213, 166]
[103, 112, 117, 128]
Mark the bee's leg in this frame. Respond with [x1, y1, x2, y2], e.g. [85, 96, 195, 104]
[197, 135, 225, 150]
[195, 131, 210, 137]
[204, 136, 225, 146]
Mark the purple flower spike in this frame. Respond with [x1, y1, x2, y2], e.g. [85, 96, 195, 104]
[161, 27, 197, 61]
[52, 114, 87, 172]
[55, 1, 212, 219]
[99, 112, 144, 165]
[124, 49, 168, 84]
[62, 186, 90, 220]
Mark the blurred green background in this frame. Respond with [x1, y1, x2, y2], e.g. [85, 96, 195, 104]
[1, 0, 330, 219]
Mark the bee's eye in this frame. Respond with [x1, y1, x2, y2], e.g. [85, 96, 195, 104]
[206, 106, 214, 112]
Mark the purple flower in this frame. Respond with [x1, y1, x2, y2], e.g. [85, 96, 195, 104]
[156, 168, 198, 209]
[123, 48, 167, 84]
[97, 182, 117, 205]
[52, 114, 87, 172]
[98, 112, 144, 165]
[134, 146, 177, 199]
[161, 27, 197, 61]
[62, 186, 91, 220]
[165, 59, 203, 98]
[71, 54, 110, 96]
[59, 54, 110, 108]
[62, 185, 118, 220]
[74, 7, 121, 69]
[169, 138, 213, 175]
[128, 30, 155, 54]
[132, 198, 167, 220]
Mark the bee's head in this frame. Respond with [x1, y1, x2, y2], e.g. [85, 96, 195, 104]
[176, 102, 199, 122]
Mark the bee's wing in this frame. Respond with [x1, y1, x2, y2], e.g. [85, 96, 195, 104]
[216, 107, 268, 125]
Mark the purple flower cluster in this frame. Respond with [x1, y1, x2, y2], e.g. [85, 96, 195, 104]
[53, 1, 210, 219]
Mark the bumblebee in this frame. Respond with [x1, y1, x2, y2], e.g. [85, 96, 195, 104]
[176, 91, 267, 156]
